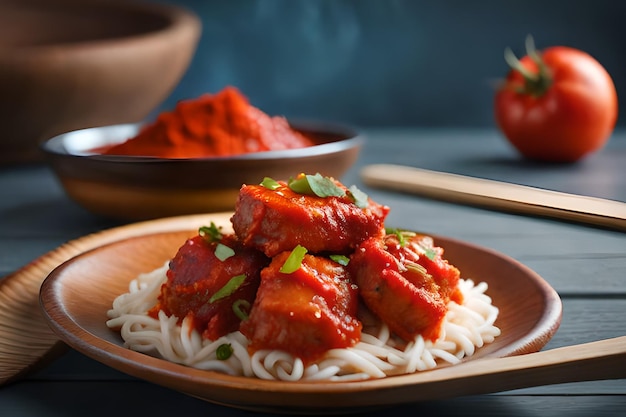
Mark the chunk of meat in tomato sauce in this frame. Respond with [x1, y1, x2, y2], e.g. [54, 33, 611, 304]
[230, 180, 389, 257]
[149, 234, 269, 341]
[350, 233, 462, 342]
[384, 232, 463, 305]
[240, 252, 362, 363]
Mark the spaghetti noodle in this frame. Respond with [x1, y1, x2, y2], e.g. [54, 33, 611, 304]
[106, 263, 500, 381]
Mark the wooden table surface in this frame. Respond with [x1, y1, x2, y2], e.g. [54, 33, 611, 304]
[1, 128, 625, 416]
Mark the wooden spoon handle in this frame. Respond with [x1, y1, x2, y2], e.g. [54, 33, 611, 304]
[360, 164, 626, 232]
[412, 335, 626, 399]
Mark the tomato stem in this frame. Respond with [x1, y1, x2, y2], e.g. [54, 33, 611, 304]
[504, 47, 536, 81]
[503, 35, 552, 97]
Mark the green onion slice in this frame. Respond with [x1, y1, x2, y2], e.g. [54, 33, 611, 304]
[288, 175, 314, 194]
[209, 274, 246, 303]
[261, 177, 281, 190]
[215, 243, 235, 261]
[232, 299, 251, 321]
[329, 254, 350, 266]
[216, 343, 233, 360]
[280, 245, 308, 274]
[199, 222, 222, 242]
[420, 245, 438, 261]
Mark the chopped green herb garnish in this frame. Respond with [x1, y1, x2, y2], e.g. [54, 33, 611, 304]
[199, 222, 222, 243]
[214, 243, 235, 261]
[288, 175, 314, 194]
[288, 173, 346, 198]
[385, 228, 417, 248]
[286, 173, 369, 209]
[216, 343, 233, 360]
[209, 274, 246, 303]
[347, 185, 369, 209]
[260, 177, 281, 190]
[386, 227, 407, 247]
[232, 299, 251, 321]
[421, 245, 438, 261]
[329, 254, 350, 266]
[280, 245, 308, 274]
[386, 227, 438, 261]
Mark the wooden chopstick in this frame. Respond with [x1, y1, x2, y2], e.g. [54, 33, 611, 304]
[360, 164, 626, 232]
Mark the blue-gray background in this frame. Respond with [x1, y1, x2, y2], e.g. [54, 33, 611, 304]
[150, 0, 626, 128]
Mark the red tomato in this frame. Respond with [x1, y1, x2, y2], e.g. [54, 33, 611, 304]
[494, 37, 618, 163]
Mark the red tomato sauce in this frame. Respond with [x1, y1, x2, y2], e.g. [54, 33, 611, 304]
[148, 234, 268, 341]
[240, 252, 362, 363]
[150, 177, 465, 362]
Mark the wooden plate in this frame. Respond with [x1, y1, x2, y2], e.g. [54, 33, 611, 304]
[39, 214, 562, 414]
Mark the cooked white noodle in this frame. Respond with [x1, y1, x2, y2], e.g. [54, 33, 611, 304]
[107, 263, 501, 381]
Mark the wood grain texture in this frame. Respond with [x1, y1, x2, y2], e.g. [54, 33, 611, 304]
[0, 212, 232, 386]
[361, 164, 626, 232]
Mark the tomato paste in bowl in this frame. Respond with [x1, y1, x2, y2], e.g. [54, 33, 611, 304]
[95, 87, 316, 159]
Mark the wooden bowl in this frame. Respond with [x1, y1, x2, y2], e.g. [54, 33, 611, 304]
[0, 0, 201, 164]
[41, 121, 363, 220]
[39, 213, 563, 414]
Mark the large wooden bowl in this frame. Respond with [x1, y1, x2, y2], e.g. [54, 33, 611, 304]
[0, 0, 201, 163]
